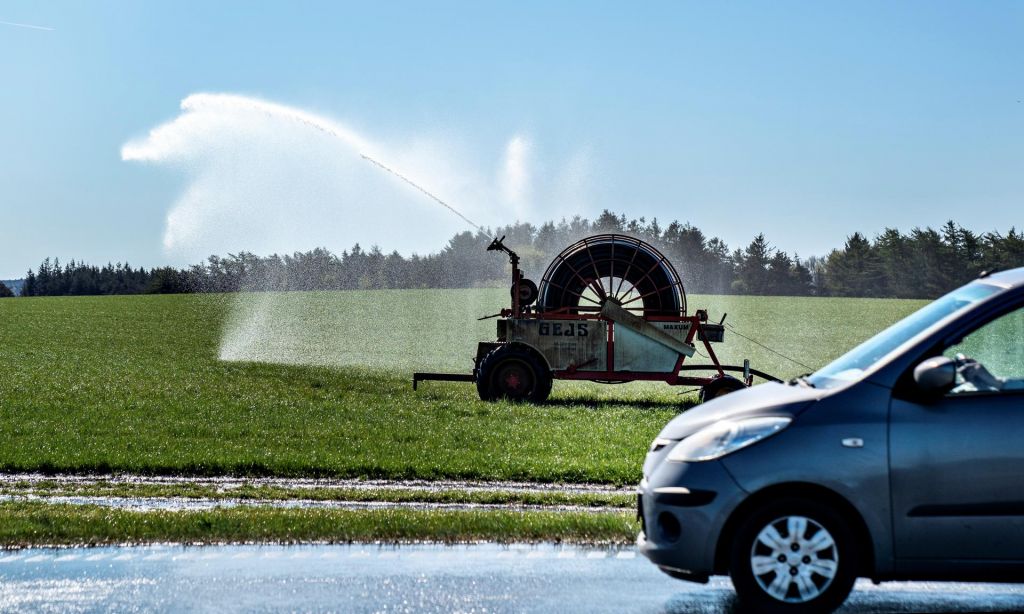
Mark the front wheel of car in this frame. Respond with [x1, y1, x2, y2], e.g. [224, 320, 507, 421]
[729, 498, 859, 614]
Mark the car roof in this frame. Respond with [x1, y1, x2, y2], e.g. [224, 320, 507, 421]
[983, 267, 1024, 289]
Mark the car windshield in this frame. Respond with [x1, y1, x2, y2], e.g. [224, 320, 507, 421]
[806, 282, 1002, 389]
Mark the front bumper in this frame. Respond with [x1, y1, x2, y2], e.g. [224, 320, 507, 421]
[636, 458, 747, 582]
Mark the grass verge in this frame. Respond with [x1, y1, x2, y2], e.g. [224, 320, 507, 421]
[0, 502, 639, 547]
[0, 481, 635, 508]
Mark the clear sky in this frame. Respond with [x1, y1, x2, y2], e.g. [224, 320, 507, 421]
[1, 1, 1021, 279]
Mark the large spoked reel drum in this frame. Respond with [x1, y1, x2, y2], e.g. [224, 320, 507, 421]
[537, 234, 686, 317]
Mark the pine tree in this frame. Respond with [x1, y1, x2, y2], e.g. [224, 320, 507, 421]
[824, 233, 884, 297]
[766, 251, 792, 295]
[735, 234, 773, 295]
[22, 270, 36, 296]
[792, 257, 814, 296]
[593, 210, 624, 233]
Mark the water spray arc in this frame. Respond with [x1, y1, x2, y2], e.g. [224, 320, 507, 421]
[122, 93, 507, 368]
[358, 154, 483, 232]
[198, 94, 483, 233]
[122, 93, 494, 257]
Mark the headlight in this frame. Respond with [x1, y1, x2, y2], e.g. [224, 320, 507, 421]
[666, 416, 791, 462]
[649, 437, 673, 452]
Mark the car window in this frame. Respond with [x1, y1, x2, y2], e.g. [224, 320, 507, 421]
[944, 306, 1024, 394]
[807, 282, 1001, 390]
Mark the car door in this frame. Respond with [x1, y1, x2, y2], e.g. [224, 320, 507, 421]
[890, 303, 1024, 560]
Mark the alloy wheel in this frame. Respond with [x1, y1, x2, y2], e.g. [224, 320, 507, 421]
[750, 515, 839, 603]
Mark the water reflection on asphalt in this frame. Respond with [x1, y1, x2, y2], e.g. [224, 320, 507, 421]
[0, 544, 1022, 613]
[0, 494, 620, 514]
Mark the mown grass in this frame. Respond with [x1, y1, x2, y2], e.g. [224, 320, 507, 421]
[0, 291, 924, 484]
[0, 481, 634, 508]
[0, 502, 638, 547]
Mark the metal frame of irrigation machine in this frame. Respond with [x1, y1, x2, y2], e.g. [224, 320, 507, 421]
[414, 234, 779, 403]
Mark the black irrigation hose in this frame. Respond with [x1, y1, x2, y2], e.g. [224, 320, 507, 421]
[675, 387, 703, 396]
[723, 322, 815, 373]
[676, 364, 783, 383]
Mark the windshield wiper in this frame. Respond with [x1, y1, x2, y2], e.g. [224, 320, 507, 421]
[788, 373, 816, 388]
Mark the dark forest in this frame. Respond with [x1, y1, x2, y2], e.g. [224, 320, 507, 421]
[14, 211, 1024, 299]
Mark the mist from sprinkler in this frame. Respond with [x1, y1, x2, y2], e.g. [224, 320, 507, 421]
[122, 93, 592, 368]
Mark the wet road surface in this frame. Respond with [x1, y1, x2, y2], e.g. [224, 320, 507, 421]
[0, 473, 629, 513]
[0, 473, 633, 496]
[0, 494, 621, 514]
[2, 544, 1023, 613]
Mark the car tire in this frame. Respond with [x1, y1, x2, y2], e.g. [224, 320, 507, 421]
[699, 375, 745, 403]
[728, 497, 859, 614]
[476, 344, 552, 403]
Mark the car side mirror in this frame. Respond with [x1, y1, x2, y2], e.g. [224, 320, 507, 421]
[913, 356, 957, 395]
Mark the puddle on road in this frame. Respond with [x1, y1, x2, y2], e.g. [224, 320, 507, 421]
[0, 473, 633, 496]
[0, 493, 622, 513]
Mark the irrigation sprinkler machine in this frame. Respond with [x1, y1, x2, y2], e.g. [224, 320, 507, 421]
[414, 234, 779, 403]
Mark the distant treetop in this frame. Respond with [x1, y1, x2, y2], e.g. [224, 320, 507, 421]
[16, 211, 1024, 299]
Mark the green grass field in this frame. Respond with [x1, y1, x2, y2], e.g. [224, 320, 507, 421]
[0, 290, 924, 485]
[0, 502, 638, 547]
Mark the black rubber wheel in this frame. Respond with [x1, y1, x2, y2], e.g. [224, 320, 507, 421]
[699, 375, 746, 403]
[729, 498, 859, 614]
[476, 344, 552, 403]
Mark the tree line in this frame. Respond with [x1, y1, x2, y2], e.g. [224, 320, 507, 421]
[18, 260, 153, 297]
[12, 212, 1024, 299]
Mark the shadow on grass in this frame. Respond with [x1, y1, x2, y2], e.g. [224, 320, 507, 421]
[542, 397, 699, 411]
[413, 387, 698, 411]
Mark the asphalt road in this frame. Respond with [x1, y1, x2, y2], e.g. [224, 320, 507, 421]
[2, 544, 1023, 613]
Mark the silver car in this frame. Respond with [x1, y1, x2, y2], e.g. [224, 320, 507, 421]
[638, 267, 1024, 613]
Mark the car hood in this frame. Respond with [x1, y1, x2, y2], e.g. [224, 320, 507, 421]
[657, 382, 822, 441]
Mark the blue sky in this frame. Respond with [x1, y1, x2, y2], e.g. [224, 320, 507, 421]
[1, 1, 1021, 278]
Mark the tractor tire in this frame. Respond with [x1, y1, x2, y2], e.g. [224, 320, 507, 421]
[476, 344, 552, 403]
[728, 497, 859, 614]
[699, 375, 745, 403]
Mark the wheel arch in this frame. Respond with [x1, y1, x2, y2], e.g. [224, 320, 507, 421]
[501, 341, 553, 373]
[713, 482, 876, 578]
